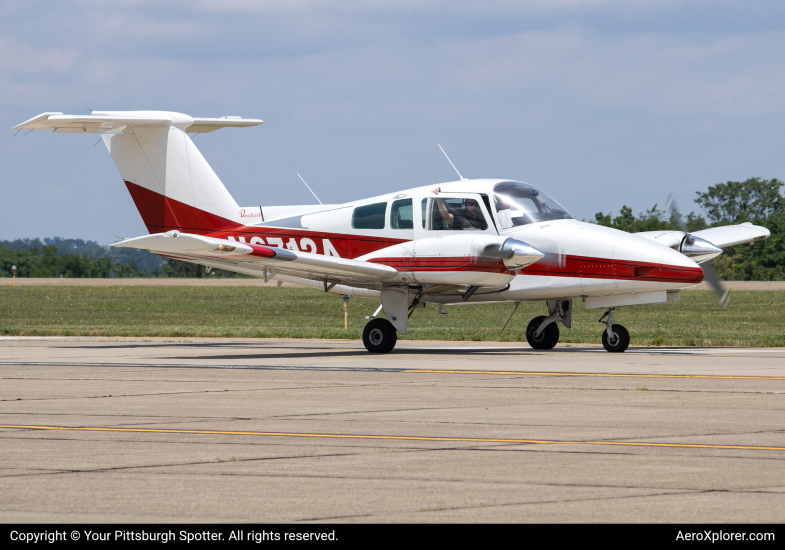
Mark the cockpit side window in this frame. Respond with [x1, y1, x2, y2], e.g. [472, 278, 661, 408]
[422, 197, 488, 231]
[493, 182, 573, 228]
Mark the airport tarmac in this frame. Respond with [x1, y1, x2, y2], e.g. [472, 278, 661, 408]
[1, 336, 784, 523]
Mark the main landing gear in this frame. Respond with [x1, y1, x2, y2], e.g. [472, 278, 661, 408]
[598, 309, 630, 353]
[362, 318, 397, 353]
[526, 301, 630, 353]
[526, 300, 571, 350]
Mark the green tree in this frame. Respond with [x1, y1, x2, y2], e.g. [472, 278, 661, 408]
[0, 246, 42, 277]
[593, 204, 706, 232]
[695, 178, 783, 225]
[113, 260, 146, 278]
[694, 178, 784, 281]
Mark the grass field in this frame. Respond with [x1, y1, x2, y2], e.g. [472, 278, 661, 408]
[0, 286, 783, 347]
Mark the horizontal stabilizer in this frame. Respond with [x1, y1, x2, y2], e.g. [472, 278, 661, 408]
[13, 111, 262, 134]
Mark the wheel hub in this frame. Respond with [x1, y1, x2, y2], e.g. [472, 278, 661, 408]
[369, 328, 384, 346]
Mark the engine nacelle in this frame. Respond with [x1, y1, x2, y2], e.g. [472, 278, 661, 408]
[362, 234, 543, 286]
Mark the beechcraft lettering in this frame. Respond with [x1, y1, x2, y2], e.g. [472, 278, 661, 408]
[239, 208, 262, 218]
[227, 235, 339, 257]
[15, 109, 771, 354]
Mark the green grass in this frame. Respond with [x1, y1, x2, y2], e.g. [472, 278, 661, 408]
[0, 287, 783, 347]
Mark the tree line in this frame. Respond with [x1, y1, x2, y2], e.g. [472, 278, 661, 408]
[0, 237, 244, 279]
[592, 178, 784, 280]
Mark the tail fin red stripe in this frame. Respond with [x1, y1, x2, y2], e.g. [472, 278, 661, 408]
[125, 181, 239, 234]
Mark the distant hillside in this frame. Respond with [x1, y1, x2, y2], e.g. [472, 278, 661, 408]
[0, 237, 163, 274]
[0, 237, 248, 278]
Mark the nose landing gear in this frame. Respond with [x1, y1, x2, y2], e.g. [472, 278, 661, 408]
[599, 309, 630, 353]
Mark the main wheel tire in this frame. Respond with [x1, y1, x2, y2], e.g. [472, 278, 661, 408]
[362, 318, 398, 353]
[602, 324, 630, 353]
[526, 316, 560, 350]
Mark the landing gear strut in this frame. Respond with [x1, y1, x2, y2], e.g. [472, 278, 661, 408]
[362, 318, 397, 353]
[526, 300, 571, 350]
[598, 309, 630, 353]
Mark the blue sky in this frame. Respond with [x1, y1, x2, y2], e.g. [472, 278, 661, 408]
[2, 0, 784, 242]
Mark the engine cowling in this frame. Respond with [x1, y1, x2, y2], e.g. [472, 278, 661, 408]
[363, 234, 543, 286]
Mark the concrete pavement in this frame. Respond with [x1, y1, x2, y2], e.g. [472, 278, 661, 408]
[1, 337, 784, 522]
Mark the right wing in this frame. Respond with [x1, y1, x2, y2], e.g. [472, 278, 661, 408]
[112, 232, 399, 288]
[691, 223, 770, 248]
[636, 222, 770, 249]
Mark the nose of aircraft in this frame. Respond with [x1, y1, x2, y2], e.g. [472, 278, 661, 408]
[616, 232, 705, 284]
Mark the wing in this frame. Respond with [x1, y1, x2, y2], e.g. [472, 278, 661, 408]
[111, 232, 398, 289]
[633, 230, 684, 248]
[635, 222, 770, 249]
[690, 223, 771, 248]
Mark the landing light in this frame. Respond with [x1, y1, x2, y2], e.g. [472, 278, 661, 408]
[217, 245, 236, 252]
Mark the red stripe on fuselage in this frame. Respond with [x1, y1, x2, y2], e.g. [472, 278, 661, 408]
[522, 254, 703, 284]
[370, 257, 512, 274]
[371, 255, 703, 283]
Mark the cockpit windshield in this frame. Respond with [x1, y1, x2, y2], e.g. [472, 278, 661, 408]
[493, 182, 573, 228]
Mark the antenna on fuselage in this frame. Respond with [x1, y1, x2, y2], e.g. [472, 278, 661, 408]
[251, 174, 264, 221]
[297, 173, 323, 205]
[438, 144, 467, 181]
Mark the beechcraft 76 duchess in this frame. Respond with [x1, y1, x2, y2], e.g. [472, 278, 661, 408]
[14, 110, 771, 353]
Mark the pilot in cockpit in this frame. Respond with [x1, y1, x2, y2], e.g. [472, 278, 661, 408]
[431, 187, 487, 230]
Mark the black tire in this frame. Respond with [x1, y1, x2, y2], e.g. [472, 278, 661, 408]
[526, 316, 559, 350]
[362, 318, 398, 353]
[602, 324, 630, 353]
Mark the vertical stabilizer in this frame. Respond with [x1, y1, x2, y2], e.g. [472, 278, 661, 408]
[104, 126, 241, 233]
[13, 110, 263, 235]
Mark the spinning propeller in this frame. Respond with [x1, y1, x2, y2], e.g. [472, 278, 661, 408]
[666, 194, 729, 307]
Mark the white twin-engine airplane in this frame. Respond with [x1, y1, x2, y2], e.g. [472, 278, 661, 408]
[15, 110, 771, 353]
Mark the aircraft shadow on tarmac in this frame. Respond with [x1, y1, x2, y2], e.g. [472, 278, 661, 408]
[168, 348, 600, 360]
[54, 343, 740, 359]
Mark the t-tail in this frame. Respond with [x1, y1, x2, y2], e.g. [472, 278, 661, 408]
[13, 110, 263, 235]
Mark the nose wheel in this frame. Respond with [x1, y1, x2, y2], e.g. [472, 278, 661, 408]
[362, 318, 398, 353]
[599, 309, 630, 353]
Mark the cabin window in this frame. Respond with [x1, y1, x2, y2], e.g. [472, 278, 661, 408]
[390, 199, 413, 229]
[352, 202, 387, 229]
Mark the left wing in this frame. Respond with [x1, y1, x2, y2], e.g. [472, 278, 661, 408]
[112, 232, 399, 288]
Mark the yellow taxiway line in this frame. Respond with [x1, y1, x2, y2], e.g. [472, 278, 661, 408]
[404, 369, 785, 380]
[1, 424, 783, 452]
